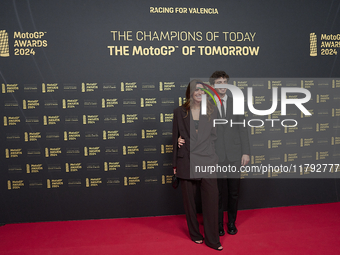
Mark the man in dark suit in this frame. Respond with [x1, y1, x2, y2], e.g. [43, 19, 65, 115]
[209, 71, 250, 236]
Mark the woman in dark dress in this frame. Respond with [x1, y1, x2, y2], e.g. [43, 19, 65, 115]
[172, 79, 222, 251]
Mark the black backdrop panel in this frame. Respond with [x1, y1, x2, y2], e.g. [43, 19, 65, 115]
[0, 0, 339, 223]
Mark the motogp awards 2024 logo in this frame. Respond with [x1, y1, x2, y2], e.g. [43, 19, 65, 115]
[0, 30, 48, 57]
[310, 32, 339, 57]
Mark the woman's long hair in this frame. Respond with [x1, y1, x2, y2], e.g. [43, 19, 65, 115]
[182, 79, 214, 119]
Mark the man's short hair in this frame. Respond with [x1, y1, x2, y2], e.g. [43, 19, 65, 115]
[209, 71, 229, 85]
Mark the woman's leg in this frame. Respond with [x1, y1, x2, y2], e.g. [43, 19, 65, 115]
[181, 179, 203, 241]
[200, 178, 222, 249]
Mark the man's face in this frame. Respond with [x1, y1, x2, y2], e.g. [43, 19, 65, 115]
[214, 77, 228, 96]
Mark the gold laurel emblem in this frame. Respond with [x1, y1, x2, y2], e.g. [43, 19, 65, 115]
[0, 30, 10, 57]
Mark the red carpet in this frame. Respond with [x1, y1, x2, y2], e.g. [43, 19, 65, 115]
[1, 202, 340, 254]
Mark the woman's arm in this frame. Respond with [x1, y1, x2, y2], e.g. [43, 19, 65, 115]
[172, 108, 179, 169]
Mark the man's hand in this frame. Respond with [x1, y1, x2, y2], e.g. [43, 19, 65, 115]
[178, 136, 185, 148]
[241, 154, 250, 166]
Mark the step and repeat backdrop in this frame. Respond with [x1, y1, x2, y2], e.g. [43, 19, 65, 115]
[0, 0, 339, 223]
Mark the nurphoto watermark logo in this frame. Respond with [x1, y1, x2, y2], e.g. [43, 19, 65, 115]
[198, 81, 311, 128]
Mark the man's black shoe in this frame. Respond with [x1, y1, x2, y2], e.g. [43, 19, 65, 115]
[227, 222, 238, 235]
[219, 223, 225, 236]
